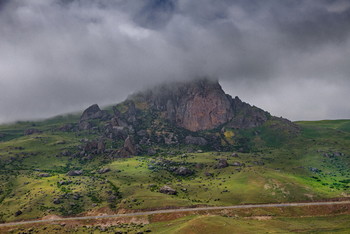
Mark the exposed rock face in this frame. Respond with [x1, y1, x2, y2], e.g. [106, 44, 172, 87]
[185, 136, 208, 146]
[124, 136, 137, 155]
[228, 97, 269, 129]
[78, 121, 93, 131]
[172, 80, 234, 131]
[141, 79, 234, 131]
[79, 104, 110, 131]
[80, 104, 103, 121]
[131, 78, 271, 132]
[116, 136, 137, 157]
[97, 139, 106, 153]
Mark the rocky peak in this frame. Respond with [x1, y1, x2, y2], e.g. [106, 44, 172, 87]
[80, 104, 102, 121]
[132, 78, 235, 132]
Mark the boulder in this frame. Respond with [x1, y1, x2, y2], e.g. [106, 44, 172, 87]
[309, 167, 321, 173]
[38, 173, 51, 177]
[124, 136, 137, 155]
[159, 185, 177, 195]
[232, 162, 245, 167]
[14, 210, 23, 216]
[185, 136, 208, 146]
[58, 180, 72, 185]
[67, 170, 83, 176]
[98, 168, 111, 174]
[53, 198, 62, 204]
[174, 167, 194, 176]
[80, 104, 103, 121]
[215, 159, 229, 169]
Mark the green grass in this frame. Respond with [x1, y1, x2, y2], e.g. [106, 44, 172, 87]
[148, 214, 350, 234]
[0, 118, 350, 224]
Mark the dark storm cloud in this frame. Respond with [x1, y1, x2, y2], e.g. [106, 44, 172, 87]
[0, 0, 349, 123]
[133, 0, 176, 29]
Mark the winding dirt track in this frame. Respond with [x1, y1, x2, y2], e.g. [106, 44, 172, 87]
[1, 200, 350, 227]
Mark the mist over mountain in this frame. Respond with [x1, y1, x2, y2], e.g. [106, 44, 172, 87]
[0, 0, 350, 123]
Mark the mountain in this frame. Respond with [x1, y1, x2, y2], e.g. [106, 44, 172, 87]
[75, 78, 299, 155]
[1, 79, 349, 232]
[130, 78, 268, 131]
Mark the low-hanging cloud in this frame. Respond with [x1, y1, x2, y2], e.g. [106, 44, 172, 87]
[0, 0, 349, 123]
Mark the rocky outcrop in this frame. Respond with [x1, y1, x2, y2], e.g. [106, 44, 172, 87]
[159, 185, 177, 195]
[116, 136, 137, 157]
[215, 159, 229, 169]
[172, 80, 234, 131]
[83, 139, 105, 154]
[67, 170, 83, 176]
[184, 136, 208, 146]
[98, 168, 111, 174]
[78, 121, 93, 131]
[130, 78, 272, 132]
[97, 139, 106, 153]
[79, 104, 110, 130]
[133, 79, 234, 132]
[174, 167, 194, 176]
[80, 104, 103, 121]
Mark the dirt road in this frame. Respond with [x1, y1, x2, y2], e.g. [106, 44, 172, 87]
[1, 200, 350, 227]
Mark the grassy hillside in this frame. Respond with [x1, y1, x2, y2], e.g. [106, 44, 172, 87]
[0, 117, 350, 224]
[150, 214, 350, 234]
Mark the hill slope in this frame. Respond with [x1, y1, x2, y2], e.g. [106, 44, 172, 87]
[0, 80, 349, 224]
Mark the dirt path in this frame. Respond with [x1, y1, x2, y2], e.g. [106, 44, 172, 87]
[1, 200, 350, 227]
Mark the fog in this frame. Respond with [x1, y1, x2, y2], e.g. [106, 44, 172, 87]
[0, 0, 349, 123]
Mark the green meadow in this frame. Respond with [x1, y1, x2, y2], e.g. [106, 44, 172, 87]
[0, 117, 350, 230]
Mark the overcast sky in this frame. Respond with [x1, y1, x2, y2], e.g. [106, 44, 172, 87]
[0, 0, 349, 123]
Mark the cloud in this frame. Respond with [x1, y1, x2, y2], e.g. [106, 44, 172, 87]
[0, 0, 349, 123]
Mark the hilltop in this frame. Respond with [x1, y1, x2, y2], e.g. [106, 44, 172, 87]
[0, 79, 349, 233]
[73, 78, 300, 156]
